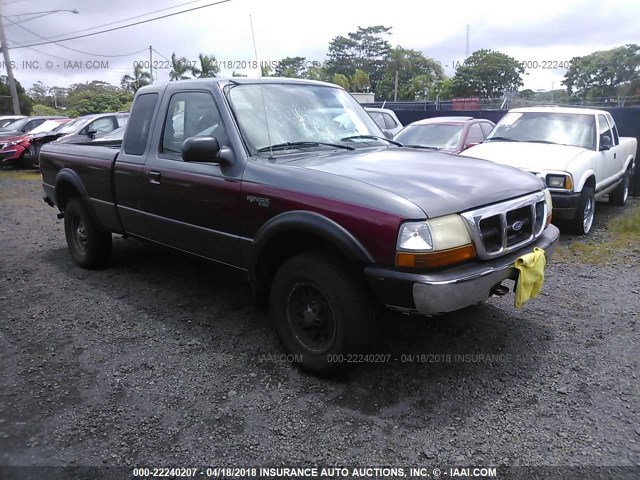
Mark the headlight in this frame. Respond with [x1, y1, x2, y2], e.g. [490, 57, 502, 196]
[546, 174, 573, 190]
[396, 214, 475, 268]
[5, 141, 17, 147]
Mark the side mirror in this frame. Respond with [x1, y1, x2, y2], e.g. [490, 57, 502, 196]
[382, 129, 394, 140]
[182, 136, 233, 166]
[86, 128, 97, 138]
[600, 135, 612, 150]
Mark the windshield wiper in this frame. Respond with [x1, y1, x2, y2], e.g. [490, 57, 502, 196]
[526, 140, 561, 145]
[403, 144, 439, 150]
[255, 141, 355, 153]
[486, 136, 520, 142]
[340, 135, 403, 146]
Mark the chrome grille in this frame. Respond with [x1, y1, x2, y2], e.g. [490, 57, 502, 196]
[461, 191, 547, 260]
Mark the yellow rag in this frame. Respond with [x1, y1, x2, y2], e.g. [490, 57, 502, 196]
[514, 247, 546, 309]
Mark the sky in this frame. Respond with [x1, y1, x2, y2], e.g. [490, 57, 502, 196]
[0, 0, 638, 97]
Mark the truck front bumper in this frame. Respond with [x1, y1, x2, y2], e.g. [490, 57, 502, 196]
[550, 192, 581, 220]
[364, 224, 560, 315]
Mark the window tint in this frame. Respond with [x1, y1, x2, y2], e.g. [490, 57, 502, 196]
[466, 123, 484, 144]
[606, 115, 619, 145]
[383, 113, 398, 129]
[123, 93, 158, 156]
[480, 122, 494, 137]
[597, 114, 612, 146]
[161, 91, 229, 155]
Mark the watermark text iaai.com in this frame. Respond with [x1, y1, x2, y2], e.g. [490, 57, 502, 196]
[0, 60, 109, 71]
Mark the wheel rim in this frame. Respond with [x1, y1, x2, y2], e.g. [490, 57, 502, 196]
[71, 215, 89, 254]
[583, 195, 594, 233]
[286, 282, 336, 354]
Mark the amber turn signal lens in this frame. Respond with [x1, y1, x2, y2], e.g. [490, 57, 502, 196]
[564, 176, 573, 190]
[396, 244, 475, 269]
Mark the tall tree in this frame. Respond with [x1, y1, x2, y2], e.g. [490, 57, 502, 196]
[191, 53, 220, 78]
[325, 25, 392, 92]
[0, 76, 32, 114]
[350, 69, 370, 92]
[120, 64, 151, 94]
[450, 49, 524, 98]
[375, 47, 444, 100]
[169, 53, 192, 81]
[563, 44, 640, 99]
[331, 73, 350, 90]
[274, 56, 307, 78]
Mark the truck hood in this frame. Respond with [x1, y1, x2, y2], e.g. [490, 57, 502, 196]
[281, 147, 544, 218]
[460, 142, 588, 172]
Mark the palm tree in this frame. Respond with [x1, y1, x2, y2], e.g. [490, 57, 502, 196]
[120, 64, 151, 93]
[191, 53, 220, 78]
[169, 53, 191, 81]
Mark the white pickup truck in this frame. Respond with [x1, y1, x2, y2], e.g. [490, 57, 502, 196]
[461, 106, 637, 234]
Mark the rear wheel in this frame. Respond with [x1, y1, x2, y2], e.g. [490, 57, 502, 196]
[609, 170, 630, 206]
[269, 252, 377, 376]
[571, 187, 595, 235]
[64, 198, 112, 268]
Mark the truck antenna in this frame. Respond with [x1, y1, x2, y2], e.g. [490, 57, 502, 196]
[249, 14, 273, 159]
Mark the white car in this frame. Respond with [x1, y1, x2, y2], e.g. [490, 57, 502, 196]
[365, 108, 403, 138]
[461, 106, 636, 234]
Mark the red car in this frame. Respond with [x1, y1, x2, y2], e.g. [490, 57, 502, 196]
[394, 116, 495, 154]
[0, 118, 70, 168]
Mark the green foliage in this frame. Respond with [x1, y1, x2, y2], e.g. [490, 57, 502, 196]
[0, 76, 33, 115]
[432, 78, 454, 99]
[325, 25, 392, 92]
[32, 104, 59, 116]
[451, 49, 524, 98]
[191, 53, 220, 78]
[563, 44, 640, 99]
[519, 88, 535, 99]
[232, 71, 247, 77]
[61, 81, 132, 116]
[331, 73, 350, 90]
[121, 64, 151, 94]
[274, 56, 308, 78]
[375, 46, 444, 100]
[350, 69, 370, 92]
[169, 53, 192, 81]
[305, 65, 329, 82]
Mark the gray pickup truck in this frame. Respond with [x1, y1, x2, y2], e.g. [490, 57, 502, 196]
[40, 78, 560, 375]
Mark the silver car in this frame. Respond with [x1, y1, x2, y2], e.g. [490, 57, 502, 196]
[364, 108, 403, 138]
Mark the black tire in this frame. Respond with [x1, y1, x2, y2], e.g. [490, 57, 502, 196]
[269, 252, 377, 376]
[609, 170, 630, 206]
[17, 148, 35, 169]
[571, 187, 595, 235]
[64, 198, 112, 268]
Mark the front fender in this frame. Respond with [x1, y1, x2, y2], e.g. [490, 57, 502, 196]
[248, 210, 374, 274]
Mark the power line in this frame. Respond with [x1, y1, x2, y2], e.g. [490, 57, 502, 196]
[2, 15, 147, 58]
[44, 0, 214, 40]
[8, 0, 232, 50]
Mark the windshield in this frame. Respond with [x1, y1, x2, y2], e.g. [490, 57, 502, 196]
[395, 124, 464, 149]
[53, 117, 88, 134]
[0, 118, 21, 129]
[29, 120, 65, 134]
[0, 118, 28, 132]
[225, 83, 384, 153]
[486, 112, 596, 149]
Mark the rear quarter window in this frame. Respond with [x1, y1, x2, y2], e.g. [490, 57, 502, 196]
[123, 93, 159, 156]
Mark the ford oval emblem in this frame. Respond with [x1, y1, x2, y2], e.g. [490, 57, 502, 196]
[512, 220, 524, 232]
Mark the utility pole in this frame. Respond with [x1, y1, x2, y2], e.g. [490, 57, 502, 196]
[149, 45, 153, 83]
[551, 82, 555, 103]
[0, 9, 21, 114]
[465, 24, 470, 58]
[393, 70, 399, 103]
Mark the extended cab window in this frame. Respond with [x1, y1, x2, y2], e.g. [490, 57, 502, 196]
[597, 114, 613, 147]
[162, 92, 229, 156]
[123, 93, 158, 155]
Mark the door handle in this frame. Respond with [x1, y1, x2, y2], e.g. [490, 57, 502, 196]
[147, 171, 161, 184]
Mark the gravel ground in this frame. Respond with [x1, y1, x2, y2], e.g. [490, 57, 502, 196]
[1, 169, 639, 474]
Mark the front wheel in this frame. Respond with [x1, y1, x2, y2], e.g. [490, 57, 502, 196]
[269, 252, 377, 376]
[609, 170, 630, 206]
[572, 187, 595, 235]
[64, 198, 112, 268]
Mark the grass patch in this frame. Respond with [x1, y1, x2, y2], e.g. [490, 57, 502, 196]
[555, 201, 640, 265]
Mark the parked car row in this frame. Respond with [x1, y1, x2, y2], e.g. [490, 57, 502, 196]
[370, 105, 635, 236]
[0, 112, 129, 168]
